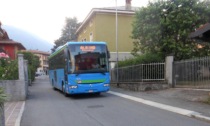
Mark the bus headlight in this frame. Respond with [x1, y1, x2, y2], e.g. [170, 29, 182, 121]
[104, 84, 109, 87]
[69, 85, 78, 89]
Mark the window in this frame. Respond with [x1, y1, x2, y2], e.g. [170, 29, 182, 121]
[90, 32, 93, 41]
[89, 20, 93, 27]
[83, 27, 86, 33]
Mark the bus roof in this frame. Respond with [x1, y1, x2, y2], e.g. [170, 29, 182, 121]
[49, 41, 107, 59]
[66, 41, 107, 45]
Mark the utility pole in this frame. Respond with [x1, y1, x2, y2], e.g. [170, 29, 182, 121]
[115, 0, 119, 86]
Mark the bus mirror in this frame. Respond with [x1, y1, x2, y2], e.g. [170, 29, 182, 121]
[107, 51, 110, 59]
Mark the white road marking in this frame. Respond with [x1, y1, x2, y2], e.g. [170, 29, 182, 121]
[6, 102, 18, 124]
[15, 101, 25, 126]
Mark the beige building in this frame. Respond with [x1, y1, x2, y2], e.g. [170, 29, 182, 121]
[76, 0, 138, 67]
[28, 50, 50, 75]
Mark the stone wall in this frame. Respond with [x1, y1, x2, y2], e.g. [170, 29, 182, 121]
[0, 80, 26, 101]
[111, 82, 169, 91]
[0, 54, 28, 101]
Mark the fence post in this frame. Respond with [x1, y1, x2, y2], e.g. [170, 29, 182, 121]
[18, 54, 25, 81]
[18, 54, 27, 100]
[165, 55, 174, 87]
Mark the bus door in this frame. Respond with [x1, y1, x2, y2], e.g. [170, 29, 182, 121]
[54, 70, 57, 84]
[64, 48, 70, 83]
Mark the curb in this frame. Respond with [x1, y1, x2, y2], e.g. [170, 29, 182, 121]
[175, 88, 210, 92]
[191, 114, 210, 123]
[108, 91, 210, 123]
[15, 101, 25, 126]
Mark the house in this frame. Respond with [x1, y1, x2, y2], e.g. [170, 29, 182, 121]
[0, 40, 26, 60]
[189, 23, 210, 41]
[76, 0, 138, 67]
[27, 50, 50, 75]
[0, 47, 9, 58]
[0, 21, 26, 60]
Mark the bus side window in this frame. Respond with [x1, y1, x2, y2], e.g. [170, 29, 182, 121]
[107, 51, 110, 58]
[68, 51, 72, 72]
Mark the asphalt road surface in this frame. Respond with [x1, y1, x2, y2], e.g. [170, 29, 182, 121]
[21, 76, 210, 126]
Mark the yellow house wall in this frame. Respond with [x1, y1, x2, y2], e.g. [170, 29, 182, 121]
[95, 13, 134, 52]
[77, 12, 134, 53]
[77, 16, 96, 42]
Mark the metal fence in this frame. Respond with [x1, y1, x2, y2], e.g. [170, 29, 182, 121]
[173, 56, 210, 88]
[111, 63, 165, 83]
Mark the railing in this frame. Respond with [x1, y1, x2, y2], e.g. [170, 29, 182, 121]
[174, 56, 210, 88]
[111, 62, 165, 83]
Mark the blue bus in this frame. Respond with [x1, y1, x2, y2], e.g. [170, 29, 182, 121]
[48, 42, 110, 96]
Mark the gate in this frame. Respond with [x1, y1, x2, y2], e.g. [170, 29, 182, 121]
[173, 56, 210, 88]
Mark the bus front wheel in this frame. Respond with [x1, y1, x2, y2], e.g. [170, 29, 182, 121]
[52, 80, 56, 90]
[62, 84, 68, 97]
[95, 92, 101, 96]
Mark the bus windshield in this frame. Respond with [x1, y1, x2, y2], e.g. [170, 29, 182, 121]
[68, 44, 109, 74]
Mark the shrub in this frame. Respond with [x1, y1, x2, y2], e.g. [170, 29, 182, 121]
[0, 58, 18, 80]
[0, 51, 40, 81]
[118, 53, 164, 68]
[205, 94, 210, 105]
[18, 52, 40, 82]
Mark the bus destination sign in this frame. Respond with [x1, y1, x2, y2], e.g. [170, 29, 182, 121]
[80, 46, 96, 52]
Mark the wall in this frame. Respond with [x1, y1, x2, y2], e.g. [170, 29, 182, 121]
[2, 45, 15, 60]
[77, 16, 96, 42]
[0, 80, 26, 101]
[0, 54, 28, 101]
[76, 11, 135, 62]
[95, 13, 134, 52]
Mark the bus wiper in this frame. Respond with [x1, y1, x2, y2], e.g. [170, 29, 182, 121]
[100, 72, 106, 75]
[90, 70, 106, 75]
[75, 71, 83, 76]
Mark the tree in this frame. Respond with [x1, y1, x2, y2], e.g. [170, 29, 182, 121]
[52, 17, 81, 52]
[132, 0, 210, 60]
[19, 52, 40, 82]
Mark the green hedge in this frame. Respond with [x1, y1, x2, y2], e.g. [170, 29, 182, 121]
[0, 52, 40, 81]
[0, 58, 18, 80]
[118, 53, 164, 68]
[18, 52, 40, 82]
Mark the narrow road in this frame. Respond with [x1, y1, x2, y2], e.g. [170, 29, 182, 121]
[21, 75, 210, 126]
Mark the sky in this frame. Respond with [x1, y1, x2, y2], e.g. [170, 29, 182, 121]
[0, 0, 149, 44]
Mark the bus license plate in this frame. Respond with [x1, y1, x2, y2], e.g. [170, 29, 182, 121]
[89, 90, 93, 93]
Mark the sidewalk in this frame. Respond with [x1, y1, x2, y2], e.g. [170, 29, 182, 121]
[3, 75, 48, 126]
[110, 87, 210, 122]
[4, 101, 25, 126]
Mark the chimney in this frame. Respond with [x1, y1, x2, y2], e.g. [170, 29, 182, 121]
[126, 0, 132, 10]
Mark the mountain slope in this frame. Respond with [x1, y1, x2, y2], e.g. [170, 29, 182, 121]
[2, 25, 53, 52]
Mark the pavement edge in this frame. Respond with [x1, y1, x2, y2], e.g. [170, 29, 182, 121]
[108, 91, 210, 123]
[15, 101, 25, 126]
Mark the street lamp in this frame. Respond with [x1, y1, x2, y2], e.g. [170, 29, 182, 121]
[115, 0, 119, 84]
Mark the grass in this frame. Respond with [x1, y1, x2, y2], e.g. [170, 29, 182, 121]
[203, 93, 210, 105]
[204, 97, 210, 105]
